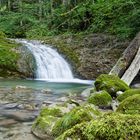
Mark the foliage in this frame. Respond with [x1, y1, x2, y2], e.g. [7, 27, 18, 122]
[0, 36, 20, 72]
[117, 88, 140, 102]
[117, 94, 140, 114]
[52, 104, 101, 137]
[0, 0, 140, 38]
[57, 113, 140, 140]
[94, 74, 130, 97]
[88, 90, 112, 106]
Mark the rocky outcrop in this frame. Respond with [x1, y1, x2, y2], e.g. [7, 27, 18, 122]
[16, 46, 36, 78]
[43, 34, 130, 79]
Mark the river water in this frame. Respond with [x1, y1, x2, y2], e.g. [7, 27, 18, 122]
[0, 79, 92, 140]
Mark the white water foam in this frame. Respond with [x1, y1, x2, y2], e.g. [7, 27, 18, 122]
[16, 39, 73, 79]
[16, 39, 93, 85]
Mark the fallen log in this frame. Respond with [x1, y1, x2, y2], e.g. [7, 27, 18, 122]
[109, 32, 140, 78]
[121, 47, 140, 85]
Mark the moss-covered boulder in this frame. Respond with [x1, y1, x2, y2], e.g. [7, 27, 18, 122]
[57, 113, 140, 140]
[117, 94, 140, 114]
[31, 107, 64, 140]
[117, 88, 140, 102]
[52, 104, 101, 137]
[87, 90, 112, 106]
[94, 74, 130, 97]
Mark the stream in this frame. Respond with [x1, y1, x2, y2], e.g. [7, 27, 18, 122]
[0, 79, 92, 140]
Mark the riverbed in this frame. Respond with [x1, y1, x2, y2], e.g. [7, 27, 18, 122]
[0, 79, 92, 140]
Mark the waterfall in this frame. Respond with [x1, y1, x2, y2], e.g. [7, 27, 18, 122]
[16, 40, 73, 80]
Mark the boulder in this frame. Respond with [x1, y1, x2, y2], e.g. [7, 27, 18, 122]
[87, 90, 112, 107]
[117, 88, 140, 102]
[117, 94, 140, 114]
[52, 104, 101, 137]
[56, 113, 140, 140]
[31, 107, 64, 140]
[94, 74, 130, 97]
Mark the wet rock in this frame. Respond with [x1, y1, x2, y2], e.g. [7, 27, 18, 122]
[15, 85, 27, 89]
[14, 86, 33, 93]
[81, 88, 93, 98]
[116, 91, 123, 96]
[111, 100, 119, 111]
[1, 111, 37, 122]
[16, 45, 36, 78]
[56, 97, 69, 102]
[0, 119, 17, 127]
[2, 103, 18, 109]
[41, 89, 52, 94]
[131, 83, 140, 88]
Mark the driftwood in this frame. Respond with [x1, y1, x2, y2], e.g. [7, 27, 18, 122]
[110, 32, 140, 85]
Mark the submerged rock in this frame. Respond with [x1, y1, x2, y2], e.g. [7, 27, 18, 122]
[94, 74, 130, 97]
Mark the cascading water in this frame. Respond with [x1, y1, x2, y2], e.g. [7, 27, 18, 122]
[16, 40, 73, 80]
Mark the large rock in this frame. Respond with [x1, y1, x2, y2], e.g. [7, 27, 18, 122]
[31, 107, 64, 140]
[56, 113, 140, 140]
[17, 46, 36, 78]
[94, 74, 130, 97]
[52, 104, 101, 137]
[87, 90, 112, 107]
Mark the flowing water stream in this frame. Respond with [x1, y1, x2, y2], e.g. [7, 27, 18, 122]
[0, 40, 93, 139]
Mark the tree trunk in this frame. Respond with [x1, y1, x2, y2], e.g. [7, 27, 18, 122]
[19, 0, 23, 26]
[38, 0, 42, 21]
[7, 0, 11, 11]
[109, 32, 140, 78]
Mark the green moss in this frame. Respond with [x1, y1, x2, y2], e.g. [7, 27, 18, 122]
[116, 94, 140, 114]
[0, 37, 20, 75]
[57, 113, 140, 140]
[40, 107, 63, 117]
[95, 74, 130, 97]
[32, 106, 65, 139]
[52, 104, 101, 137]
[56, 122, 87, 140]
[117, 89, 140, 102]
[88, 90, 112, 106]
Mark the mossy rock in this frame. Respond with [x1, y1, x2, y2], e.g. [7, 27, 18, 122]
[32, 107, 65, 140]
[57, 113, 140, 140]
[117, 88, 140, 102]
[116, 94, 140, 114]
[88, 90, 112, 106]
[52, 104, 101, 137]
[94, 74, 130, 97]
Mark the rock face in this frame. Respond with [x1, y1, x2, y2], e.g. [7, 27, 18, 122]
[16, 46, 36, 78]
[43, 34, 130, 79]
